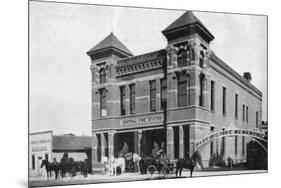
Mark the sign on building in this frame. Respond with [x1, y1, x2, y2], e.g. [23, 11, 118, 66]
[29, 131, 53, 177]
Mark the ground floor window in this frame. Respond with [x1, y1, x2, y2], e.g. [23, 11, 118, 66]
[183, 125, 190, 158]
[32, 155, 35, 170]
[242, 136, 245, 155]
[173, 126, 179, 159]
[97, 134, 101, 162]
[221, 128, 225, 156]
[235, 136, 238, 155]
[210, 127, 214, 156]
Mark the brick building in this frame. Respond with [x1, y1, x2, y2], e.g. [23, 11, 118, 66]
[87, 11, 262, 171]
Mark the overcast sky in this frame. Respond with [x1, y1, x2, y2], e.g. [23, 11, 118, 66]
[29, 1, 267, 136]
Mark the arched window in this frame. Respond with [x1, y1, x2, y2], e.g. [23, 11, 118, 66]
[177, 72, 187, 107]
[199, 51, 204, 68]
[99, 68, 106, 84]
[177, 49, 187, 67]
[190, 48, 195, 61]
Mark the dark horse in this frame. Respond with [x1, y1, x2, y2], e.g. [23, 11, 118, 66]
[40, 160, 60, 180]
[175, 151, 204, 177]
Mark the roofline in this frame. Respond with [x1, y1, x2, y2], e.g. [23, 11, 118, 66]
[86, 46, 133, 57]
[163, 22, 214, 39]
[210, 53, 262, 97]
[53, 135, 91, 138]
[29, 130, 53, 135]
[162, 22, 215, 42]
[117, 49, 166, 65]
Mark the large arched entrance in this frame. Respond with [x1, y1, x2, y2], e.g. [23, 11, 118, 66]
[195, 128, 267, 152]
[194, 128, 267, 169]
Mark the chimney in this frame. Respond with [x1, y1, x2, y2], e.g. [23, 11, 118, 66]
[243, 72, 252, 82]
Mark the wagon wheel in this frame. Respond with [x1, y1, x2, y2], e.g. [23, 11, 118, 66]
[160, 166, 170, 178]
[146, 165, 157, 176]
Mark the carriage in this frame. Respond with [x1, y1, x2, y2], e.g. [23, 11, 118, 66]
[139, 156, 174, 178]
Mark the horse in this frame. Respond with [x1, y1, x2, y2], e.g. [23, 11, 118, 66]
[108, 156, 125, 176]
[73, 161, 88, 178]
[81, 160, 89, 178]
[101, 156, 109, 172]
[40, 160, 60, 180]
[175, 151, 204, 177]
[133, 153, 141, 173]
[60, 157, 76, 178]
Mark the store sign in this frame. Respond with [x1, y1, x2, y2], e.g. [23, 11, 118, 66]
[120, 114, 163, 126]
[195, 129, 267, 149]
[32, 146, 47, 152]
[29, 131, 52, 154]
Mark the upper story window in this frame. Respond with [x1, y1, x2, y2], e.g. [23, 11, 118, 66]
[190, 48, 195, 61]
[246, 106, 249, 123]
[129, 84, 135, 114]
[242, 104, 245, 122]
[256, 111, 259, 128]
[199, 74, 205, 107]
[235, 94, 238, 119]
[160, 78, 167, 110]
[99, 68, 106, 84]
[177, 49, 188, 67]
[210, 80, 215, 111]
[199, 50, 204, 68]
[100, 88, 107, 117]
[150, 80, 156, 112]
[222, 87, 226, 115]
[178, 72, 187, 107]
[120, 86, 126, 116]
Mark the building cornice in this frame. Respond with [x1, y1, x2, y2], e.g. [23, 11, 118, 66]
[210, 53, 262, 99]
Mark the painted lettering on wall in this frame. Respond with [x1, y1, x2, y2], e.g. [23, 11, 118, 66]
[195, 129, 267, 148]
[30, 139, 51, 145]
[120, 114, 163, 126]
[32, 146, 47, 152]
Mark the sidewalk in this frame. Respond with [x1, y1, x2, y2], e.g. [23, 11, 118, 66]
[29, 170, 267, 187]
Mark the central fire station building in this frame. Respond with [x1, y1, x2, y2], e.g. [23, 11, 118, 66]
[87, 11, 262, 171]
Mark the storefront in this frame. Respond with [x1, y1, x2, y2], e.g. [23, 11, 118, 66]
[29, 131, 53, 177]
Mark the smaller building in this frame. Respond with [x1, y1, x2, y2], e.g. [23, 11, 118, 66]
[29, 131, 92, 177]
[29, 131, 53, 177]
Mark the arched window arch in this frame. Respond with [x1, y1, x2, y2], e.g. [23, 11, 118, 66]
[199, 51, 204, 68]
[99, 68, 106, 84]
[177, 49, 188, 67]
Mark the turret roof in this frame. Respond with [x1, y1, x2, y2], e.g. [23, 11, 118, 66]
[87, 32, 133, 56]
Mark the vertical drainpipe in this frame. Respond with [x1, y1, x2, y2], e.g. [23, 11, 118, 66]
[163, 50, 168, 154]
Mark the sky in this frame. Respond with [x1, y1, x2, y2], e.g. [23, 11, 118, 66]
[29, 1, 267, 136]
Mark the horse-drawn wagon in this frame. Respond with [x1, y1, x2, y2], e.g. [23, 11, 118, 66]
[139, 150, 174, 178]
[140, 157, 174, 178]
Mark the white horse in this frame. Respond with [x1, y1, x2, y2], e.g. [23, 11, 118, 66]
[101, 156, 109, 172]
[108, 156, 125, 176]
